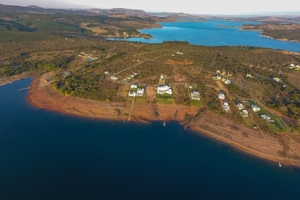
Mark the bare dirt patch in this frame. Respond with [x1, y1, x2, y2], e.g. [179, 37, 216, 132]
[165, 59, 193, 66]
[80, 23, 108, 35]
[288, 72, 300, 89]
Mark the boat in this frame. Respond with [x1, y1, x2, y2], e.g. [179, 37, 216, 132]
[279, 162, 282, 167]
[163, 121, 166, 126]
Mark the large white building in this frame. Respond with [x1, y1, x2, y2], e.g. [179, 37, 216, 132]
[157, 85, 172, 95]
[191, 90, 200, 100]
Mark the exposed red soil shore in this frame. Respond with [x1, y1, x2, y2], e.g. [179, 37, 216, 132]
[28, 74, 300, 167]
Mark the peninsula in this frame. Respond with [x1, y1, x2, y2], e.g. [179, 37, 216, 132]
[1, 4, 300, 167]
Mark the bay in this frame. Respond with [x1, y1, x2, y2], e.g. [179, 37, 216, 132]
[1, 79, 300, 200]
[120, 20, 300, 52]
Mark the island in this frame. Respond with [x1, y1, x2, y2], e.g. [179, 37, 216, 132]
[1, 4, 300, 167]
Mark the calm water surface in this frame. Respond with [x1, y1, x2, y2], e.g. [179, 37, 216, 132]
[0, 79, 300, 200]
[121, 20, 300, 52]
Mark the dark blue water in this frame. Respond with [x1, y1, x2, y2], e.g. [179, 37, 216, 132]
[121, 20, 300, 52]
[1, 78, 300, 200]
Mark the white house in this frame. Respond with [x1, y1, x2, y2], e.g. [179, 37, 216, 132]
[251, 105, 260, 112]
[236, 103, 244, 110]
[110, 76, 118, 80]
[246, 73, 254, 78]
[191, 90, 200, 100]
[130, 84, 138, 89]
[157, 85, 172, 95]
[213, 75, 221, 80]
[223, 102, 230, 111]
[261, 114, 271, 120]
[224, 79, 231, 84]
[241, 110, 248, 117]
[273, 77, 281, 82]
[218, 92, 225, 100]
[137, 88, 145, 96]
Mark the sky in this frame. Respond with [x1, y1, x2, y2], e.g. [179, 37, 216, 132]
[1, 0, 299, 15]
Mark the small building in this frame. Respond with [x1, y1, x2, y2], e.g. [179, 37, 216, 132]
[176, 51, 183, 55]
[261, 114, 271, 120]
[160, 74, 164, 79]
[218, 92, 225, 100]
[241, 110, 248, 117]
[110, 76, 119, 80]
[224, 79, 231, 84]
[213, 75, 221, 80]
[260, 114, 275, 122]
[273, 77, 281, 82]
[251, 105, 260, 112]
[137, 88, 145, 96]
[236, 103, 244, 110]
[128, 91, 137, 97]
[104, 71, 110, 75]
[223, 102, 230, 111]
[130, 84, 138, 89]
[191, 90, 200, 100]
[246, 73, 254, 78]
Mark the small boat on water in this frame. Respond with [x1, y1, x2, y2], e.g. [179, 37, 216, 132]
[163, 121, 166, 126]
[279, 162, 282, 167]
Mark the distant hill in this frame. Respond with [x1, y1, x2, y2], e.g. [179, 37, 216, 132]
[0, 3, 87, 14]
[85, 8, 147, 16]
[0, 3, 197, 21]
[26, 5, 42, 9]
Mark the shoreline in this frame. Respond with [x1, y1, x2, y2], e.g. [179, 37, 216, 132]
[27, 74, 300, 167]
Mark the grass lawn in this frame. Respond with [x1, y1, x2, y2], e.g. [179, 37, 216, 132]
[135, 96, 148, 104]
[157, 94, 175, 104]
[259, 108, 290, 133]
[192, 100, 201, 107]
[157, 98, 175, 104]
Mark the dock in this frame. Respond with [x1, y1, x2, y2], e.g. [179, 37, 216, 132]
[17, 87, 30, 91]
[128, 95, 135, 121]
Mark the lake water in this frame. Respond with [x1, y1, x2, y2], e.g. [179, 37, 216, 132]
[1, 79, 300, 199]
[122, 20, 300, 52]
